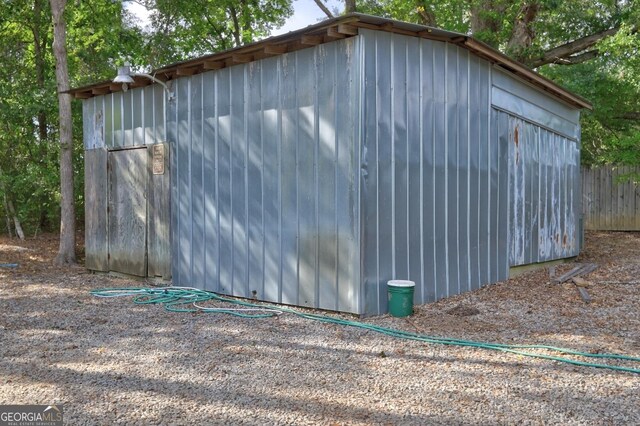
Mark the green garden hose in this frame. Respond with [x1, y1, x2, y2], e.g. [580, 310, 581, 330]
[90, 286, 640, 374]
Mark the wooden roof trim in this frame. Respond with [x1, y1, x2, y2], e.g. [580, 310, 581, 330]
[463, 38, 592, 110]
[67, 13, 591, 110]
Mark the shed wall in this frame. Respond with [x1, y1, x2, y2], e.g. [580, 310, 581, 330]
[82, 85, 166, 150]
[500, 110, 581, 266]
[491, 68, 582, 266]
[359, 30, 509, 315]
[167, 38, 362, 313]
[82, 85, 171, 278]
[82, 29, 584, 316]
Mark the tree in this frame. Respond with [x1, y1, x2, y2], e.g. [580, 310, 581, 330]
[138, 0, 294, 66]
[50, 0, 75, 264]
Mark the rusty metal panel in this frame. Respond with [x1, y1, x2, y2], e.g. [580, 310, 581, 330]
[169, 38, 361, 314]
[582, 165, 640, 231]
[107, 148, 147, 276]
[503, 109, 580, 266]
[84, 148, 108, 271]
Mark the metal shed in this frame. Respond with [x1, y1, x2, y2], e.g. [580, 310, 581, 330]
[72, 13, 591, 316]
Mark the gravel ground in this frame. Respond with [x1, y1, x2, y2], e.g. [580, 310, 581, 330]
[1, 232, 639, 425]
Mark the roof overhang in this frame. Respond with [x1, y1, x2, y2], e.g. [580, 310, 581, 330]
[68, 13, 592, 110]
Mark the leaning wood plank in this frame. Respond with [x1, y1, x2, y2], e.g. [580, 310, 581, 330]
[577, 286, 592, 303]
[554, 263, 599, 283]
[578, 263, 598, 276]
[554, 265, 584, 283]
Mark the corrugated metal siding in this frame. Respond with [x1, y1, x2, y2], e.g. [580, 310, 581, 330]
[493, 68, 582, 267]
[359, 30, 509, 315]
[82, 85, 166, 150]
[492, 68, 580, 140]
[583, 165, 640, 230]
[502, 110, 581, 266]
[168, 38, 362, 314]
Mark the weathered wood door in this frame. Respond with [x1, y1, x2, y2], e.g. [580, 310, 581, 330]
[107, 148, 147, 276]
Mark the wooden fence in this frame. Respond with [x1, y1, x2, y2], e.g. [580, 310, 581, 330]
[582, 165, 640, 231]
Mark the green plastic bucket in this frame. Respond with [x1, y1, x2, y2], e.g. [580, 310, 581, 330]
[387, 280, 415, 317]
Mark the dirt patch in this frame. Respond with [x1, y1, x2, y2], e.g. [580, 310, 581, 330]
[0, 232, 638, 425]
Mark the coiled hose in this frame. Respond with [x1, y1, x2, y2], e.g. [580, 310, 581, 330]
[90, 286, 640, 374]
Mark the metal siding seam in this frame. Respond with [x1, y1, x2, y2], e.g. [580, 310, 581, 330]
[432, 42, 439, 299]
[152, 86, 156, 143]
[141, 89, 146, 145]
[486, 65, 492, 281]
[455, 47, 461, 295]
[354, 37, 364, 314]
[295, 52, 300, 306]
[357, 36, 366, 314]
[175, 83, 181, 284]
[277, 58, 283, 304]
[374, 34, 380, 313]
[466, 52, 472, 292]
[244, 65, 250, 298]
[521, 118, 526, 263]
[419, 40, 425, 302]
[335, 43, 341, 312]
[201, 75, 206, 286]
[161, 84, 166, 142]
[188, 77, 193, 285]
[444, 42, 449, 298]
[390, 35, 396, 280]
[473, 62, 481, 290]
[313, 48, 319, 308]
[230, 70, 235, 294]
[215, 73, 221, 292]
[260, 63, 267, 302]
[119, 92, 124, 148]
[405, 39, 410, 282]
[120, 91, 125, 147]
[172, 83, 180, 284]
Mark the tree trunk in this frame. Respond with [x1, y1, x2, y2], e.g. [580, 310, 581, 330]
[6, 199, 25, 241]
[415, 1, 437, 26]
[468, 0, 506, 47]
[229, 5, 241, 46]
[33, 0, 49, 142]
[528, 26, 621, 68]
[2, 192, 13, 238]
[313, 0, 334, 19]
[50, 0, 76, 265]
[507, 2, 540, 62]
[344, 0, 356, 14]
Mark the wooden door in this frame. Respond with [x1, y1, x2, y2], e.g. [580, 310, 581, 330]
[108, 148, 147, 276]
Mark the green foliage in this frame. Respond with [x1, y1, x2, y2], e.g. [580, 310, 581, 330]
[0, 0, 143, 235]
[0, 0, 293, 236]
[142, 0, 293, 66]
[541, 23, 640, 166]
[0, 0, 637, 237]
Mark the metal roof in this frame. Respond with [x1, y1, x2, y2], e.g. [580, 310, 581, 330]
[68, 13, 592, 110]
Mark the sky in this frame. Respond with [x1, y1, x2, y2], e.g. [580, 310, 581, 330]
[272, 0, 343, 35]
[125, 0, 344, 37]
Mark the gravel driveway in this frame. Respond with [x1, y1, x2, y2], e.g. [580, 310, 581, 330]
[1, 232, 638, 425]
